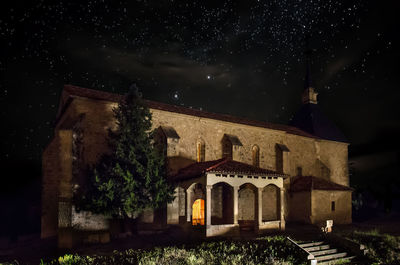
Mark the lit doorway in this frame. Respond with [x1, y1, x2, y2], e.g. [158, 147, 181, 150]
[192, 199, 205, 225]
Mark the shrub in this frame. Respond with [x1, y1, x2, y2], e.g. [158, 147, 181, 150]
[346, 230, 400, 264]
[38, 236, 309, 265]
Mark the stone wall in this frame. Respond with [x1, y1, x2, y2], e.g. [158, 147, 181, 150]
[66, 97, 349, 188]
[287, 191, 311, 223]
[262, 185, 279, 221]
[238, 186, 255, 220]
[71, 206, 109, 230]
[211, 185, 223, 220]
[41, 136, 60, 238]
[311, 190, 352, 225]
[211, 183, 233, 224]
[167, 188, 180, 225]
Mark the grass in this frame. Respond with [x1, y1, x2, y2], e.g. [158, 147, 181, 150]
[338, 229, 400, 265]
[32, 236, 308, 265]
[4, 229, 399, 265]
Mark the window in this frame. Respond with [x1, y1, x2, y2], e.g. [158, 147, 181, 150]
[252, 145, 260, 167]
[296, 166, 302, 176]
[275, 144, 289, 174]
[331, 201, 335, 211]
[221, 134, 242, 159]
[196, 140, 205, 162]
[275, 147, 283, 173]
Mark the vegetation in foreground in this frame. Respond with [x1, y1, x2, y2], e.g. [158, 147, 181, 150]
[3, 229, 399, 265]
[338, 229, 400, 265]
[38, 236, 306, 265]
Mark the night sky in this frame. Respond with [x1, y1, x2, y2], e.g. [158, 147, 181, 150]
[1, 0, 399, 185]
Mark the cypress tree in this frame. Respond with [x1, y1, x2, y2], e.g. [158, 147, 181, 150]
[77, 86, 174, 219]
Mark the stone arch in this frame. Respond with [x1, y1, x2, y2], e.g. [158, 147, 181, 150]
[196, 138, 205, 162]
[262, 184, 280, 221]
[192, 199, 205, 225]
[252, 145, 260, 167]
[186, 183, 205, 223]
[238, 183, 257, 221]
[188, 183, 204, 201]
[211, 182, 234, 225]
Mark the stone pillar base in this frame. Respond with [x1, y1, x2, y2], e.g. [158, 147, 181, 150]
[280, 220, 286, 230]
[206, 224, 239, 237]
[58, 228, 76, 249]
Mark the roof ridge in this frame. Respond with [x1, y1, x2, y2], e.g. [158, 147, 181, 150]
[61, 84, 320, 140]
[205, 158, 229, 172]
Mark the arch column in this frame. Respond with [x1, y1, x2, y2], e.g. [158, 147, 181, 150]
[280, 188, 285, 230]
[257, 187, 263, 226]
[233, 186, 239, 225]
[186, 189, 193, 223]
[206, 185, 212, 226]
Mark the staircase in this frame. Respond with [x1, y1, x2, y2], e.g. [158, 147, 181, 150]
[297, 240, 356, 264]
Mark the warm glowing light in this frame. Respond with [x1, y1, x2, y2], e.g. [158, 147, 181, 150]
[192, 199, 205, 225]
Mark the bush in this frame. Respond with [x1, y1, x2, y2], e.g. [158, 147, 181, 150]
[345, 230, 400, 264]
[39, 236, 308, 265]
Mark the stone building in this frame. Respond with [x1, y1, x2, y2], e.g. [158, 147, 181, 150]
[41, 82, 352, 248]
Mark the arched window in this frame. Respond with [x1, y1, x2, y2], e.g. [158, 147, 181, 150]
[252, 145, 260, 167]
[197, 139, 205, 162]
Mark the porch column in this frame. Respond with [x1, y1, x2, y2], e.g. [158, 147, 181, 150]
[257, 187, 263, 226]
[206, 185, 212, 226]
[233, 186, 239, 224]
[186, 189, 192, 223]
[280, 188, 286, 230]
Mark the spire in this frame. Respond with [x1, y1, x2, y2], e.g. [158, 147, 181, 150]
[304, 36, 313, 89]
[302, 35, 318, 104]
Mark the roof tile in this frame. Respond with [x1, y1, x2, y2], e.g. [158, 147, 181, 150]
[290, 176, 353, 192]
[172, 159, 286, 181]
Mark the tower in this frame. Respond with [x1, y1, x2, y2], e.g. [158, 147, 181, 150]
[289, 39, 347, 143]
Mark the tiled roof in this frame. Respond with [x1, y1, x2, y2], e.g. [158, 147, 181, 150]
[172, 158, 287, 181]
[61, 85, 320, 139]
[290, 176, 353, 192]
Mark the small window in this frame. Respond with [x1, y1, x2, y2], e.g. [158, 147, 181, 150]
[196, 140, 205, 162]
[296, 166, 302, 176]
[252, 145, 260, 167]
[331, 201, 335, 212]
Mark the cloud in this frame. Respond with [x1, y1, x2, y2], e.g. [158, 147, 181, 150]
[69, 44, 238, 89]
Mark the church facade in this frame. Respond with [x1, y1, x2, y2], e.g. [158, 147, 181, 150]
[41, 84, 352, 248]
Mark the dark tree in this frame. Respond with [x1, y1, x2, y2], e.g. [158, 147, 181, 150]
[77, 86, 174, 218]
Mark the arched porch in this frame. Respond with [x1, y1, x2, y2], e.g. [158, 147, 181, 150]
[172, 159, 287, 237]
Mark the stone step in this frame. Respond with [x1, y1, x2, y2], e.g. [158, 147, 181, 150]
[310, 248, 338, 256]
[315, 252, 348, 261]
[304, 244, 330, 251]
[317, 255, 356, 265]
[298, 241, 325, 248]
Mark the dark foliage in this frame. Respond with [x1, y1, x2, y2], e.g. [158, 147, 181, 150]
[75, 86, 174, 218]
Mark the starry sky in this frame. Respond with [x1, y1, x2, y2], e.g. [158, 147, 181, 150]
[0, 0, 399, 186]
